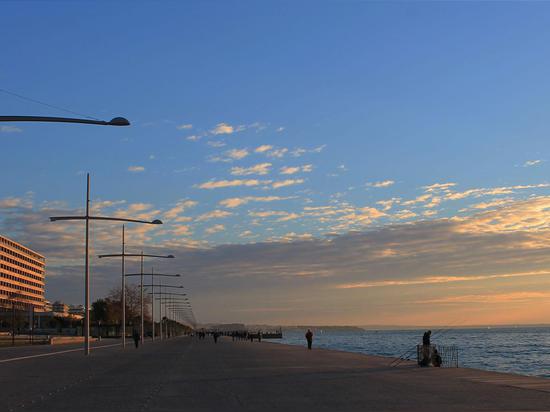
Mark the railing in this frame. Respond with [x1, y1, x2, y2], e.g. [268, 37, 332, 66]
[417, 344, 459, 368]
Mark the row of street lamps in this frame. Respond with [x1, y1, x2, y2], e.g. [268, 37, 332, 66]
[0, 113, 196, 355]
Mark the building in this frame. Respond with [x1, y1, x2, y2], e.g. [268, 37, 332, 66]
[0, 235, 45, 310]
[52, 301, 69, 315]
[68, 304, 84, 317]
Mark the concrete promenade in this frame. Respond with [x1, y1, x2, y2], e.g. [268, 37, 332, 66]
[1, 337, 549, 411]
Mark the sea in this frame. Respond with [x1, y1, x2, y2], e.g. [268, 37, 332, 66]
[269, 326, 550, 378]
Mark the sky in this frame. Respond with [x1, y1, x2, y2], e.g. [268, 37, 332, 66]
[3, 1, 550, 326]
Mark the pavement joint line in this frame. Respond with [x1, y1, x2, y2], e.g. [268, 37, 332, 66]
[0, 342, 121, 364]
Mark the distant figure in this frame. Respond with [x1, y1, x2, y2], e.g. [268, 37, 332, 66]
[423, 330, 431, 346]
[132, 329, 140, 349]
[305, 329, 313, 350]
[213, 331, 219, 344]
[420, 330, 432, 366]
[431, 347, 442, 367]
[258, 330, 262, 342]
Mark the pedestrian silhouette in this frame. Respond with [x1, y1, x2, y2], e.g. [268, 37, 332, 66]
[305, 329, 313, 350]
[132, 329, 140, 348]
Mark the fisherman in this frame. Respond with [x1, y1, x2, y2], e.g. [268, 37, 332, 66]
[431, 347, 442, 367]
[420, 330, 432, 366]
[305, 329, 313, 350]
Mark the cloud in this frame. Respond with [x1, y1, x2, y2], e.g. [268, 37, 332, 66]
[453, 196, 550, 233]
[0, 125, 22, 133]
[266, 148, 288, 158]
[171, 225, 192, 236]
[205, 224, 226, 235]
[210, 123, 235, 135]
[367, 180, 395, 188]
[219, 196, 294, 208]
[523, 159, 543, 167]
[239, 230, 254, 237]
[197, 179, 262, 189]
[255, 145, 273, 153]
[272, 179, 304, 189]
[231, 163, 272, 176]
[336, 270, 550, 290]
[186, 135, 202, 141]
[276, 127, 285, 132]
[177, 124, 193, 130]
[417, 291, 550, 304]
[207, 141, 226, 148]
[376, 198, 401, 211]
[163, 200, 198, 220]
[196, 210, 233, 221]
[0, 197, 27, 209]
[280, 165, 313, 175]
[443, 183, 550, 201]
[423, 183, 457, 192]
[208, 148, 250, 163]
[226, 148, 249, 160]
[128, 166, 145, 173]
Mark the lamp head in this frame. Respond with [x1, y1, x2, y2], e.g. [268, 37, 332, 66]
[108, 117, 130, 126]
[151, 219, 163, 225]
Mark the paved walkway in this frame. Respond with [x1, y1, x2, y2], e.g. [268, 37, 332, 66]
[1, 337, 549, 411]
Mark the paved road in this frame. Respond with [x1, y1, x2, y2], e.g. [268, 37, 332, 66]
[1, 337, 549, 411]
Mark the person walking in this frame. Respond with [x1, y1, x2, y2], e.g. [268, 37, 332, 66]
[305, 329, 313, 350]
[132, 329, 140, 349]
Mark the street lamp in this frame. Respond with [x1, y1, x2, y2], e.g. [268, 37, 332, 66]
[150, 292, 187, 339]
[0, 115, 130, 126]
[142, 279, 182, 340]
[50, 174, 163, 356]
[116, 254, 174, 344]
[97, 250, 177, 348]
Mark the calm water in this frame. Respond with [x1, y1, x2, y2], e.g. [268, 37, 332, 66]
[269, 327, 550, 378]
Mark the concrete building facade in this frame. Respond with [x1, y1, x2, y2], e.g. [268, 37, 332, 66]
[0, 235, 45, 310]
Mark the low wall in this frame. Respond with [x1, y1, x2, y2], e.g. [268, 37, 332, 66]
[49, 336, 97, 345]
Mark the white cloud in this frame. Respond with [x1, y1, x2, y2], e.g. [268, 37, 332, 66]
[209, 148, 250, 162]
[177, 124, 193, 130]
[423, 182, 457, 192]
[226, 148, 249, 160]
[280, 165, 313, 175]
[0, 125, 22, 133]
[231, 163, 272, 176]
[197, 179, 262, 189]
[267, 148, 288, 158]
[196, 210, 233, 221]
[186, 135, 201, 141]
[219, 196, 294, 208]
[205, 224, 226, 235]
[276, 127, 285, 132]
[272, 179, 304, 189]
[524, 159, 543, 167]
[164, 199, 198, 220]
[128, 166, 145, 173]
[255, 145, 273, 153]
[208, 141, 226, 148]
[367, 180, 395, 188]
[211, 123, 234, 135]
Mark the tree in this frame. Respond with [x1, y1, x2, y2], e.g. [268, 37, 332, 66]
[91, 299, 109, 323]
[107, 284, 151, 324]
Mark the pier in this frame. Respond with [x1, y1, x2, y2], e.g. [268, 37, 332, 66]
[1, 336, 549, 411]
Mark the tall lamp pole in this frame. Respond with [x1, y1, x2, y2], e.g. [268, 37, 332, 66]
[50, 174, 163, 356]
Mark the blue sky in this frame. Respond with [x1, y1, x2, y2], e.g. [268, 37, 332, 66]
[3, 2, 550, 325]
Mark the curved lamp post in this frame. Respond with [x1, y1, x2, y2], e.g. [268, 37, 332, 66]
[50, 174, 163, 356]
[0, 115, 130, 126]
